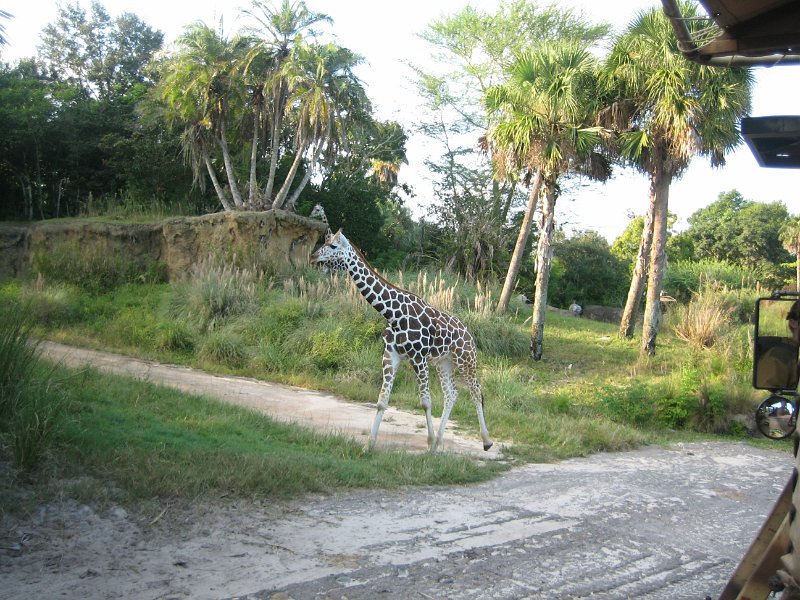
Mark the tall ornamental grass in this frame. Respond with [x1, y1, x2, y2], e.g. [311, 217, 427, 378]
[0, 304, 64, 473]
[168, 255, 260, 332]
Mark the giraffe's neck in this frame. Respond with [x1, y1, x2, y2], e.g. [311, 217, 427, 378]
[345, 249, 406, 321]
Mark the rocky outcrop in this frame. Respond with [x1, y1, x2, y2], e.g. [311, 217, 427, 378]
[581, 305, 624, 324]
[0, 210, 328, 281]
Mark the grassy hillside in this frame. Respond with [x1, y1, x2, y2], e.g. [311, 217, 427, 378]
[0, 255, 772, 508]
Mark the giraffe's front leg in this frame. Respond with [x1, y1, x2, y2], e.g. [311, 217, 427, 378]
[369, 334, 401, 450]
[411, 358, 435, 450]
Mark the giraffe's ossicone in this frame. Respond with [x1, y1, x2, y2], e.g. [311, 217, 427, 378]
[311, 229, 493, 452]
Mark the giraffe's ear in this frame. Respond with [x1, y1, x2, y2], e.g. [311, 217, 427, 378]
[332, 229, 349, 246]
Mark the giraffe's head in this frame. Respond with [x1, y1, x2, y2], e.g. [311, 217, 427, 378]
[310, 229, 353, 273]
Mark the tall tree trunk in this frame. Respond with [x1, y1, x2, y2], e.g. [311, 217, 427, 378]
[248, 102, 261, 209]
[263, 84, 287, 204]
[642, 169, 671, 356]
[530, 184, 557, 361]
[218, 116, 244, 208]
[286, 124, 330, 211]
[796, 255, 799, 292]
[204, 152, 233, 211]
[618, 185, 657, 338]
[272, 136, 309, 210]
[496, 170, 543, 313]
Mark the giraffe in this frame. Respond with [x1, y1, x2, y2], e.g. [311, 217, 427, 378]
[310, 229, 493, 452]
[309, 203, 332, 237]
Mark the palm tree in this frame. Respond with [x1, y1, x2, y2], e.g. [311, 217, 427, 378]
[156, 22, 248, 210]
[0, 10, 11, 49]
[780, 217, 800, 292]
[604, 3, 753, 354]
[486, 41, 609, 359]
[241, 0, 332, 207]
[273, 41, 368, 211]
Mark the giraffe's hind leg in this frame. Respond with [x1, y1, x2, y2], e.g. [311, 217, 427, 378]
[432, 359, 458, 452]
[369, 336, 401, 450]
[459, 356, 493, 451]
[470, 379, 493, 451]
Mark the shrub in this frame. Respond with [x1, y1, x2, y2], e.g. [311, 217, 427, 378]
[199, 329, 249, 369]
[664, 259, 752, 302]
[462, 313, 529, 358]
[169, 256, 258, 331]
[153, 321, 195, 353]
[670, 284, 735, 349]
[32, 240, 164, 292]
[20, 277, 83, 327]
[597, 382, 660, 428]
[309, 329, 349, 371]
[259, 300, 307, 343]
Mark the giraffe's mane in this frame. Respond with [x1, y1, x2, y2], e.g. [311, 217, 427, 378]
[349, 241, 425, 303]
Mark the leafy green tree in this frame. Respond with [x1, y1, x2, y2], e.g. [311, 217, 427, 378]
[156, 22, 248, 211]
[39, 1, 163, 100]
[486, 41, 610, 359]
[241, 0, 334, 206]
[612, 212, 691, 267]
[0, 60, 62, 219]
[780, 216, 800, 291]
[155, 1, 374, 213]
[0, 1, 170, 218]
[603, 3, 753, 354]
[415, 0, 609, 285]
[550, 231, 629, 308]
[685, 190, 791, 287]
[611, 215, 645, 264]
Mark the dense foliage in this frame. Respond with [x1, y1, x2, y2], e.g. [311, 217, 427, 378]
[0, 0, 796, 355]
[0, 1, 408, 246]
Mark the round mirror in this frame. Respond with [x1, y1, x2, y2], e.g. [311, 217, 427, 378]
[755, 394, 797, 439]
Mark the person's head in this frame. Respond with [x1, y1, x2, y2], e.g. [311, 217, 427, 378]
[787, 300, 800, 342]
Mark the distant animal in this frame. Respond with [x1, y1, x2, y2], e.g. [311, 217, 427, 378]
[569, 303, 582, 316]
[310, 229, 493, 452]
[309, 203, 332, 237]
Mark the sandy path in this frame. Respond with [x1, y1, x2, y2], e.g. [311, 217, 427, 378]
[38, 341, 503, 457]
[1, 343, 795, 600]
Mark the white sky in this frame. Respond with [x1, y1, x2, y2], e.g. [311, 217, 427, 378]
[3, 0, 800, 242]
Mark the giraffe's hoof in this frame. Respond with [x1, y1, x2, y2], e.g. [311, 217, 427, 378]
[483, 441, 493, 451]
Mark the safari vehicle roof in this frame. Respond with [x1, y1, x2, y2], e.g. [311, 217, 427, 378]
[660, 0, 800, 168]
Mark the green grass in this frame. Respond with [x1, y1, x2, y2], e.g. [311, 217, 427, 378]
[0, 262, 771, 511]
[47, 367, 504, 501]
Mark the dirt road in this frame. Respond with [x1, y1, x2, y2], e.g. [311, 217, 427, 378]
[1, 343, 795, 600]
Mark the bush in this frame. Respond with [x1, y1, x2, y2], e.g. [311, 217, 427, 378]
[20, 277, 83, 327]
[664, 259, 752, 302]
[168, 256, 259, 331]
[199, 329, 249, 369]
[549, 232, 630, 308]
[462, 313, 529, 358]
[670, 284, 735, 349]
[153, 321, 195, 353]
[32, 240, 164, 292]
[309, 329, 349, 371]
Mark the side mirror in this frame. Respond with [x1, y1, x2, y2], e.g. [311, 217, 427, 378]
[753, 294, 800, 439]
[755, 394, 797, 439]
[753, 296, 800, 391]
